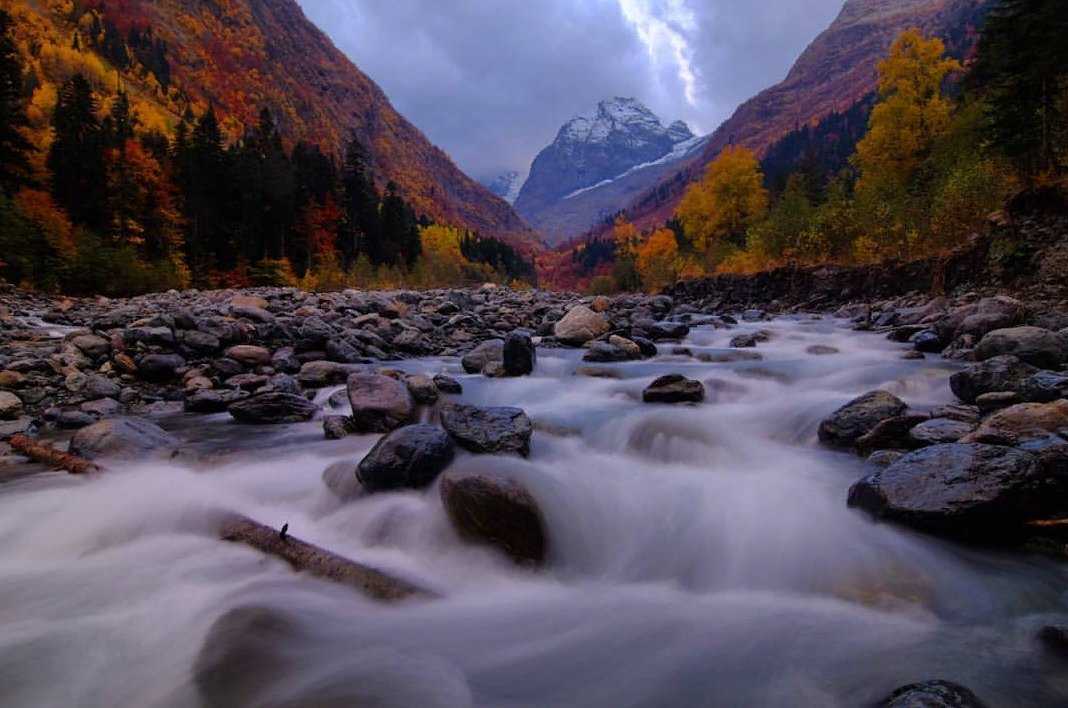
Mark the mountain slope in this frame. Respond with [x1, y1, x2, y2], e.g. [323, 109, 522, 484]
[7, 0, 531, 242]
[617, 0, 991, 232]
[515, 98, 703, 243]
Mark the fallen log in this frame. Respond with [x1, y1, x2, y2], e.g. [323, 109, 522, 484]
[219, 515, 431, 602]
[7, 434, 102, 475]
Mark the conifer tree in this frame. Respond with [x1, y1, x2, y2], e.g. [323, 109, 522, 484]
[47, 74, 107, 229]
[341, 133, 380, 266]
[0, 9, 33, 195]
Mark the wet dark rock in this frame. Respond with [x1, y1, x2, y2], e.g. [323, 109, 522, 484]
[855, 414, 929, 456]
[949, 356, 1038, 404]
[137, 353, 186, 382]
[322, 415, 354, 440]
[70, 334, 110, 359]
[440, 469, 546, 565]
[866, 450, 905, 467]
[297, 360, 352, 388]
[80, 397, 123, 418]
[642, 374, 705, 404]
[909, 418, 974, 446]
[879, 680, 987, 707]
[346, 373, 414, 433]
[975, 326, 1068, 369]
[357, 424, 455, 492]
[632, 336, 658, 358]
[976, 391, 1023, 414]
[226, 373, 269, 392]
[55, 410, 96, 429]
[439, 403, 533, 457]
[848, 443, 1057, 538]
[1020, 371, 1068, 403]
[931, 404, 981, 425]
[432, 374, 463, 395]
[69, 417, 179, 460]
[910, 329, 944, 353]
[964, 400, 1068, 446]
[818, 391, 908, 449]
[730, 333, 763, 348]
[461, 339, 503, 374]
[502, 331, 536, 376]
[228, 392, 318, 424]
[404, 374, 439, 404]
[184, 389, 232, 414]
[583, 341, 630, 363]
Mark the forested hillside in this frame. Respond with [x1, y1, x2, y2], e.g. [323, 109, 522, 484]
[0, 0, 535, 294]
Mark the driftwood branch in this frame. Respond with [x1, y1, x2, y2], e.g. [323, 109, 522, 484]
[7, 434, 102, 475]
[219, 515, 431, 602]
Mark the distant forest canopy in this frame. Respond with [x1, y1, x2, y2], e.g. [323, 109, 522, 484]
[0, 2, 534, 295]
[552, 0, 1068, 294]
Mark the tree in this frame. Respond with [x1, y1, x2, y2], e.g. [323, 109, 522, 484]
[341, 133, 380, 267]
[747, 173, 815, 264]
[177, 106, 232, 275]
[676, 145, 768, 259]
[47, 74, 107, 230]
[971, 0, 1068, 175]
[380, 180, 420, 267]
[0, 9, 33, 195]
[853, 29, 961, 191]
[636, 227, 679, 291]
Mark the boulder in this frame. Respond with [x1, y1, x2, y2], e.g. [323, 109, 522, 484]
[228, 392, 318, 424]
[297, 360, 351, 388]
[461, 339, 503, 374]
[582, 341, 630, 363]
[432, 374, 463, 395]
[609, 335, 643, 359]
[440, 470, 547, 565]
[346, 373, 414, 433]
[502, 331, 536, 376]
[69, 417, 179, 460]
[553, 305, 609, 346]
[975, 326, 1067, 369]
[879, 680, 987, 708]
[855, 414, 929, 456]
[404, 374, 439, 404]
[321, 461, 364, 500]
[224, 345, 272, 367]
[1020, 370, 1068, 403]
[976, 391, 1023, 414]
[439, 403, 533, 457]
[0, 391, 23, 420]
[71, 333, 110, 359]
[184, 389, 233, 414]
[322, 415, 353, 440]
[949, 356, 1037, 404]
[909, 418, 975, 446]
[137, 353, 185, 382]
[357, 424, 455, 492]
[818, 391, 908, 448]
[848, 443, 1057, 538]
[964, 400, 1068, 446]
[642, 374, 705, 404]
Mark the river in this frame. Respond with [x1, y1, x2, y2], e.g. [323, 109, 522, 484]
[2, 314, 1066, 706]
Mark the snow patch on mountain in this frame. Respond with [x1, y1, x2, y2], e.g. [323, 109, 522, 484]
[563, 133, 708, 201]
[483, 170, 528, 205]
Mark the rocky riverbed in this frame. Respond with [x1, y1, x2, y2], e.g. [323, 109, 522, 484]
[3, 281, 1068, 706]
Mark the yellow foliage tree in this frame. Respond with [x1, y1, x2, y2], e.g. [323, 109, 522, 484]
[418, 224, 467, 286]
[854, 28, 961, 191]
[676, 145, 768, 262]
[611, 216, 641, 257]
[636, 227, 679, 291]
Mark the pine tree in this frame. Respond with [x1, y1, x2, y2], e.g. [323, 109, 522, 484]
[380, 180, 420, 267]
[178, 106, 232, 274]
[0, 9, 33, 195]
[341, 133, 380, 267]
[102, 92, 137, 148]
[971, 0, 1068, 175]
[47, 74, 107, 230]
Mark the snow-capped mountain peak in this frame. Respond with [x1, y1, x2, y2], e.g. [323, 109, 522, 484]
[482, 170, 528, 205]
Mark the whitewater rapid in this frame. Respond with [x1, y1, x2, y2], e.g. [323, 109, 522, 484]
[2, 315, 1067, 707]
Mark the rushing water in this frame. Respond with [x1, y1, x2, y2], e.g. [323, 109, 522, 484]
[2, 315, 1068, 707]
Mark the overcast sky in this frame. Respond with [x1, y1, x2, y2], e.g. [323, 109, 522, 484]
[297, 0, 846, 182]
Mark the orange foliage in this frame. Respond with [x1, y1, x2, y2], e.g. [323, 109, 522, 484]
[14, 189, 77, 256]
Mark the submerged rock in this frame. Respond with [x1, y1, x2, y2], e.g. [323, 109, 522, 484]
[440, 469, 547, 565]
[879, 680, 987, 707]
[357, 424, 455, 492]
[439, 403, 533, 457]
[69, 417, 179, 460]
[228, 392, 318, 424]
[642, 374, 705, 404]
[818, 391, 908, 449]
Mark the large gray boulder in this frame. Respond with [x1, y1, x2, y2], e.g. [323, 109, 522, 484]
[818, 391, 908, 448]
[346, 373, 414, 433]
[439, 403, 533, 457]
[949, 355, 1038, 404]
[440, 469, 547, 565]
[357, 424, 455, 492]
[69, 417, 179, 460]
[975, 326, 1067, 369]
[848, 443, 1058, 538]
[879, 680, 987, 708]
[553, 305, 609, 346]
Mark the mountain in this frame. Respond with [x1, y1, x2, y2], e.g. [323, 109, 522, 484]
[8, 0, 531, 242]
[514, 97, 705, 244]
[615, 0, 991, 233]
[483, 170, 527, 205]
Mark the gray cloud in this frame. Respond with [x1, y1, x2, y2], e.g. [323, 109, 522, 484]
[296, 0, 845, 181]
